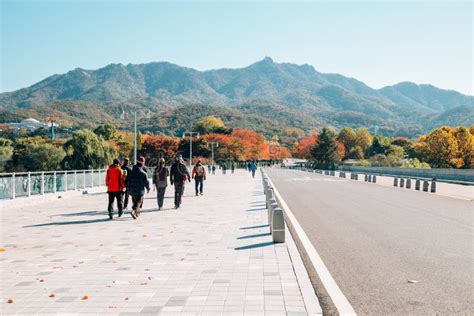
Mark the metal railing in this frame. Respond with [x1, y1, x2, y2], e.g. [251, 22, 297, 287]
[0, 169, 107, 200]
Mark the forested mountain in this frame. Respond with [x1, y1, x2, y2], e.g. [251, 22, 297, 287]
[1, 57, 472, 137]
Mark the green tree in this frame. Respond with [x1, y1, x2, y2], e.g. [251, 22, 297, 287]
[13, 142, 65, 171]
[63, 129, 116, 169]
[453, 126, 473, 169]
[93, 124, 118, 141]
[310, 128, 340, 168]
[195, 116, 230, 135]
[346, 146, 364, 159]
[0, 137, 13, 171]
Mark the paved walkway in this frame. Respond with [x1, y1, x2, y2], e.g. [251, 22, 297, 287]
[1, 169, 317, 315]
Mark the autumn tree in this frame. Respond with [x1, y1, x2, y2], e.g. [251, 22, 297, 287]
[418, 126, 462, 168]
[453, 126, 473, 168]
[140, 135, 180, 166]
[310, 128, 340, 168]
[354, 128, 372, 154]
[232, 129, 269, 160]
[293, 136, 318, 159]
[337, 127, 356, 157]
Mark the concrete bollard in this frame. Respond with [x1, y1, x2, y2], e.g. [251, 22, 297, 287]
[431, 181, 436, 193]
[423, 181, 429, 192]
[400, 178, 405, 187]
[368, 175, 372, 182]
[364, 174, 368, 182]
[406, 179, 411, 189]
[331, 170, 335, 176]
[355, 173, 359, 180]
[272, 207, 285, 243]
[268, 198, 277, 232]
[266, 188, 274, 209]
[393, 178, 398, 186]
[415, 179, 421, 190]
[372, 175, 376, 183]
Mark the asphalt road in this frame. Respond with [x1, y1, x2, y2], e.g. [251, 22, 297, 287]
[266, 168, 474, 315]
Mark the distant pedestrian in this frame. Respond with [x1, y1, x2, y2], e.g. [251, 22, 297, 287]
[128, 157, 150, 219]
[231, 162, 235, 174]
[249, 161, 257, 178]
[170, 155, 191, 209]
[192, 159, 206, 196]
[247, 162, 251, 172]
[152, 158, 169, 210]
[212, 165, 216, 174]
[105, 159, 125, 220]
[121, 158, 132, 210]
[222, 164, 227, 174]
[207, 164, 211, 174]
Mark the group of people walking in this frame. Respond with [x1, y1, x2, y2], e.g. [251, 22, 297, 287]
[105, 154, 210, 219]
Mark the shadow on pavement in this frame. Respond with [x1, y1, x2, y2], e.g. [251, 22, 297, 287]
[23, 218, 117, 227]
[237, 233, 271, 239]
[52, 207, 158, 217]
[246, 207, 267, 212]
[240, 224, 269, 230]
[234, 242, 274, 250]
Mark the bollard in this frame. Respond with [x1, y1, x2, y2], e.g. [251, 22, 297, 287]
[266, 188, 274, 209]
[368, 175, 372, 182]
[431, 181, 436, 193]
[400, 178, 405, 187]
[331, 170, 335, 176]
[364, 174, 368, 182]
[423, 180, 429, 192]
[406, 179, 411, 189]
[415, 179, 421, 190]
[268, 198, 277, 232]
[355, 173, 359, 180]
[272, 207, 285, 243]
[372, 175, 376, 183]
[393, 178, 398, 187]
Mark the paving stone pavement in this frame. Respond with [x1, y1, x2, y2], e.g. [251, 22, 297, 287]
[1, 169, 317, 315]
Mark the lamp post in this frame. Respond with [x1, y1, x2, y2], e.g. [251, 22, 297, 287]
[133, 110, 137, 165]
[182, 131, 200, 169]
[208, 142, 219, 168]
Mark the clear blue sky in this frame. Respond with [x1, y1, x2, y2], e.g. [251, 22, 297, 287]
[1, 0, 472, 94]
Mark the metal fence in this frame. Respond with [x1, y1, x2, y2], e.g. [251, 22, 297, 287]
[0, 169, 107, 200]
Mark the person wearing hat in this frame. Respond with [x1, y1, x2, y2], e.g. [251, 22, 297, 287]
[121, 157, 132, 210]
[192, 159, 206, 196]
[152, 157, 169, 210]
[105, 158, 126, 220]
[127, 156, 150, 219]
[170, 154, 191, 209]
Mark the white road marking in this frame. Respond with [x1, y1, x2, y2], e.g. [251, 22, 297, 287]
[264, 170, 357, 316]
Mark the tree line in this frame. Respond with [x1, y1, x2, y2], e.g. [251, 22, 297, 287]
[293, 125, 473, 169]
[0, 116, 291, 172]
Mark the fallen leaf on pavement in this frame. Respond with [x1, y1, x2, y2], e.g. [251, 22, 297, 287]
[108, 305, 117, 309]
[0, 247, 5, 252]
[49, 294, 55, 298]
[124, 297, 129, 300]
[140, 282, 148, 285]
[147, 276, 152, 280]
[81, 295, 88, 300]
[7, 298, 14, 304]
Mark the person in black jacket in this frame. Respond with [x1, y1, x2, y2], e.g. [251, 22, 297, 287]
[127, 157, 150, 219]
[121, 158, 132, 209]
[170, 155, 191, 209]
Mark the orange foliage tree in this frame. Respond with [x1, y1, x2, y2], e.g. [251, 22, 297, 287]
[232, 129, 270, 160]
[140, 135, 180, 165]
[293, 136, 318, 159]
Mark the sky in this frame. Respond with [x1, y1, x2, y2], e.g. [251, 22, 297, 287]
[1, 0, 472, 95]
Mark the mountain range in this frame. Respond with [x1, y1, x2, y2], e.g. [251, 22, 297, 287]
[1, 57, 472, 138]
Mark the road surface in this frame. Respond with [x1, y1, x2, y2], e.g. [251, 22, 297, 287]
[266, 168, 474, 315]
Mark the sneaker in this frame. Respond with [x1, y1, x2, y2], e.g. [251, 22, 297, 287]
[195, 192, 198, 196]
[118, 212, 123, 218]
[200, 192, 203, 195]
[109, 214, 113, 220]
[130, 210, 137, 219]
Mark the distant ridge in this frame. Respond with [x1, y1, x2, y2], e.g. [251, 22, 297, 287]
[0, 58, 472, 137]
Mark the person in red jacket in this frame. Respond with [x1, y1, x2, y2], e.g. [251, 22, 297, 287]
[105, 159, 125, 220]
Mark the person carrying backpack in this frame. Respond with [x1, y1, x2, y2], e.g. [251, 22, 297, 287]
[192, 159, 206, 196]
[128, 157, 150, 219]
[152, 158, 169, 210]
[105, 159, 126, 220]
[170, 155, 191, 209]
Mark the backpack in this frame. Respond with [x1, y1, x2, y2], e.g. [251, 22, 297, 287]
[196, 165, 205, 176]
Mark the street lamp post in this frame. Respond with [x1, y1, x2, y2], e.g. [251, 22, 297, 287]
[182, 131, 200, 169]
[208, 142, 219, 167]
[133, 110, 137, 165]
